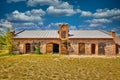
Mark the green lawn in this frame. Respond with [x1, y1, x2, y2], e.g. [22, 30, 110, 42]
[0, 54, 120, 80]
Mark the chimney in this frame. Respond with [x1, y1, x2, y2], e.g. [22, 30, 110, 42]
[110, 30, 116, 42]
[58, 24, 68, 40]
[10, 30, 15, 37]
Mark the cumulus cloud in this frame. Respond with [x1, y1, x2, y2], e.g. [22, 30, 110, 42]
[7, 0, 26, 3]
[27, 0, 73, 9]
[6, 9, 45, 31]
[27, 0, 60, 7]
[46, 6, 76, 16]
[56, 2, 73, 9]
[93, 8, 120, 19]
[69, 25, 77, 30]
[86, 18, 111, 27]
[25, 9, 46, 16]
[0, 19, 13, 31]
[86, 18, 111, 23]
[83, 8, 120, 28]
[27, 0, 77, 16]
[80, 8, 120, 20]
[7, 9, 45, 23]
[0, 19, 12, 28]
[45, 22, 68, 30]
[89, 23, 102, 27]
[80, 11, 92, 17]
[12, 22, 42, 31]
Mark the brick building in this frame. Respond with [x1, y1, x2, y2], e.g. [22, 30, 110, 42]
[12, 24, 116, 55]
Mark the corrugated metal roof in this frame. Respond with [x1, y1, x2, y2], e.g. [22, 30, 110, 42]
[69, 30, 112, 38]
[14, 30, 112, 38]
[14, 30, 59, 38]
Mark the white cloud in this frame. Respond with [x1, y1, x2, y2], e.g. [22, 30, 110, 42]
[12, 22, 42, 31]
[80, 11, 92, 17]
[0, 19, 13, 32]
[7, 0, 26, 3]
[86, 18, 111, 23]
[89, 23, 102, 27]
[86, 18, 111, 27]
[112, 16, 120, 20]
[45, 22, 68, 30]
[27, 0, 77, 16]
[0, 19, 12, 28]
[27, 0, 71, 8]
[6, 9, 45, 31]
[46, 6, 76, 16]
[25, 9, 46, 16]
[69, 26, 77, 30]
[27, 0, 59, 7]
[7, 9, 45, 22]
[56, 2, 73, 9]
[93, 8, 120, 18]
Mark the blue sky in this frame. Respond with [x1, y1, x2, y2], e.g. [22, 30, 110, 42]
[0, 0, 120, 35]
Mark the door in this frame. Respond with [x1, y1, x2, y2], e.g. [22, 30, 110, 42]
[98, 43, 105, 55]
[53, 44, 59, 53]
[91, 44, 96, 54]
[61, 43, 67, 54]
[26, 43, 31, 53]
[79, 43, 85, 55]
[46, 43, 53, 53]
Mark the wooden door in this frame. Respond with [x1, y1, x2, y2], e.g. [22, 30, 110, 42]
[98, 43, 105, 55]
[79, 43, 85, 55]
[26, 43, 31, 53]
[61, 43, 67, 54]
[91, 44, 96, 54]
[46, 44, 53, 53]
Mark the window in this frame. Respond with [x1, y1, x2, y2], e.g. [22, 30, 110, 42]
[61, 31, 66, 38]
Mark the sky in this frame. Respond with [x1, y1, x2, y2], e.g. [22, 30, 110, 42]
[0, 0, 120, 35]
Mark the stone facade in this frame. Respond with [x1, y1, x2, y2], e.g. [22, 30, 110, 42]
[13, 24, 116, 55]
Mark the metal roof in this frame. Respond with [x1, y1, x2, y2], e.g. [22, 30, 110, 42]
[14, 30, 59, 38]
[69, 30, 112, 38]
[14, 30, 112, 39]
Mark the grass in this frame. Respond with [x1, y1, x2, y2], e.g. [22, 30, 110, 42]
[0, 50, 10, 57]
[0, 53, 120, 80]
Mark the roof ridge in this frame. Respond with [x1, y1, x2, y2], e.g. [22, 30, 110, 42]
[98, 30, 110, 35]
[15, 30, 25, 35]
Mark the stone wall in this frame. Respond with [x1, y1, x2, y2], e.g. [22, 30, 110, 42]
[14, 38, 116, 55]
[14, 39, 60, 54]
[69, 39, 116, 55]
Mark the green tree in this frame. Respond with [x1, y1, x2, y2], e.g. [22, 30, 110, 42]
[0, 30, 13, 54]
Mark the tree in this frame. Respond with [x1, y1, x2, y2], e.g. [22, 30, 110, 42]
[0, 30, 13, 54]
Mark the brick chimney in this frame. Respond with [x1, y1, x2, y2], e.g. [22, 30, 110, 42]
[110, 30, 116, 42]
[10, 30, 15, 37]
[58, 24, 68, 40]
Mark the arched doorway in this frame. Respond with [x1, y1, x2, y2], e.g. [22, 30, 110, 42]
[79, 43, 85, 55]
[91, 44, 96, 54]
[46, 43, 59, 53]
[25, 43, 31, 53]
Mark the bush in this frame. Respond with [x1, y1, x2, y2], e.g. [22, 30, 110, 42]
[35, 46, 40, 54]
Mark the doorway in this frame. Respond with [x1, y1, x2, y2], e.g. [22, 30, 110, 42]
[46, 43, 59, 53]
[53, 44, 59, 53]
[91, 44, 96, 54]
[79, 43, 85, 55]
[26, 43, 31, 53]
[98, 43, 105, 55]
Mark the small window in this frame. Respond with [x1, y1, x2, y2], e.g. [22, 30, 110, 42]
[61, 31, 66, 38]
